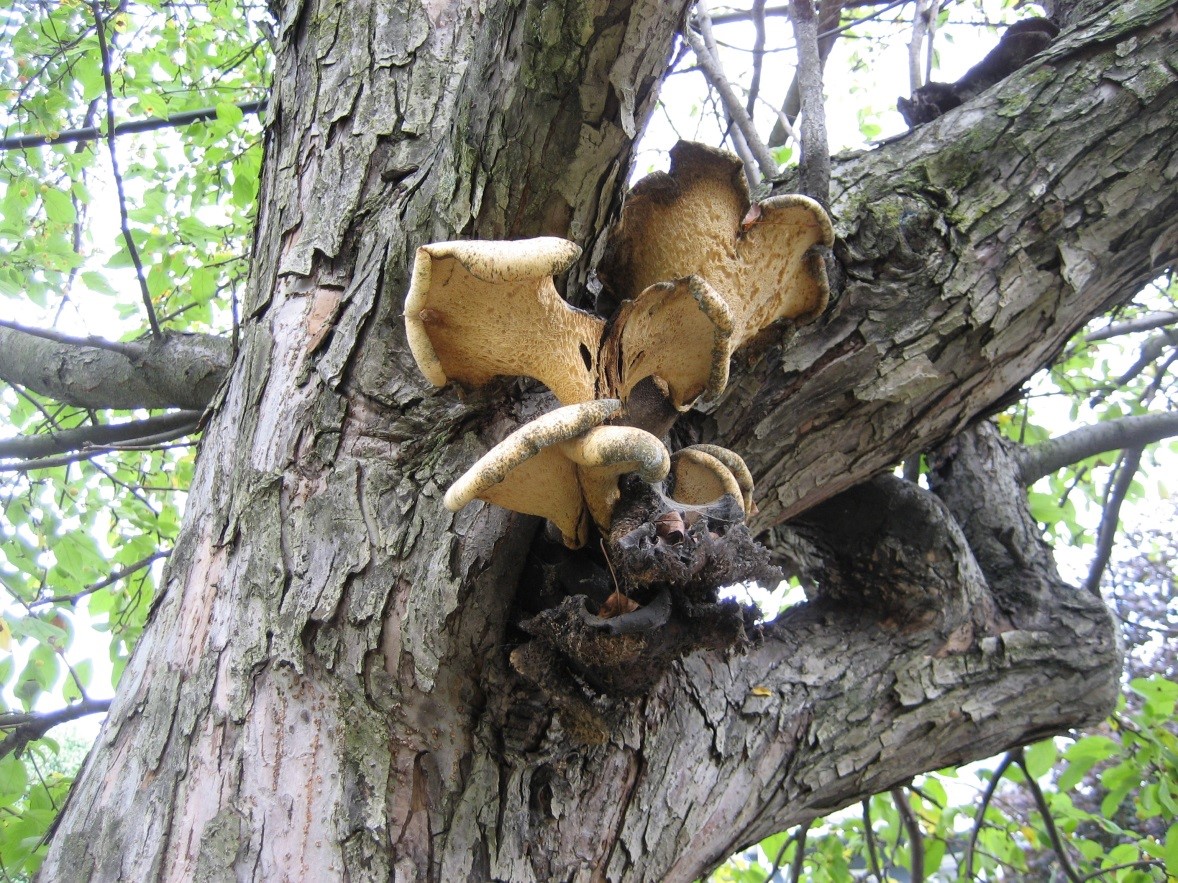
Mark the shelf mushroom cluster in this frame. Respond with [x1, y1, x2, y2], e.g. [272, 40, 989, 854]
[404, 142, 834, 549]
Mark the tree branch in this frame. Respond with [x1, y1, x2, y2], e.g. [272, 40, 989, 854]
[788, 0, 832, 203]
[0, 698, 112, 761]
[0, 412, 203, 461]
[0, 324, 231, 410]
[684, 20, 779, 182]
[91, 0, 161, 339]
[26, 550, 170, 609]
[964, 751, 1017, 880]
[1086, 311, 1176, 342]
[891, 787, 924, 883]
[1016, 411, 1178, 484]
[1083, 446, 1143, 596]
[1013, 749, 1084, 883]
[0, 99, 268, 152]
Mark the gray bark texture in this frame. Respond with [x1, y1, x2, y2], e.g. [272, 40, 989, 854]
[39, 0, 1175, 880]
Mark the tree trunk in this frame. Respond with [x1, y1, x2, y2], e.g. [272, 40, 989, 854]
[41, 0, 1174, 880]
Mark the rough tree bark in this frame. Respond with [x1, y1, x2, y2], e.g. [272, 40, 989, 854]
[40, 0, 1176, 880]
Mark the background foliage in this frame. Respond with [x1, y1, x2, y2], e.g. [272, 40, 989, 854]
[1, 1, 1174, 880]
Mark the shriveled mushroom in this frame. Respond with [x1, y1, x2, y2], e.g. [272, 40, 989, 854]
[597, 140, 835, 348]
[444, 399, 668, 548]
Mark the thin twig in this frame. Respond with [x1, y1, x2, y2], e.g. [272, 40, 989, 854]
[0, 422, 200, 473]
[891, 787, 924, 883]
[923, 0, 940, 84]
[0, 99, 268, 152]
[965, 751, 1017, 879]
[763, 828, 798, 882]
[684, 15, 779, 182]
[28, 550, 170, 609]
[862, 800, 883, 881]
[1087, 311, 1178, 342]
[788, 820, 810, 883]
[1077, 860, 1167, 881]
[1083, 446, 1143, 596]
[747, 0, 768, 117]
[908, 0, 934, 91]
[1013, 750, 1083, 883]
[90, 0, 161, 339]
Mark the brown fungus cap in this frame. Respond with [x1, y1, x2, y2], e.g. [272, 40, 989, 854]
[668, 445, 755, 517]
[598, 140, 834, 351]
[669, 447, 740, 508]
[443, 400, 669, 549]
[405, 238, 605, 406]
[599, 275, 733, 423]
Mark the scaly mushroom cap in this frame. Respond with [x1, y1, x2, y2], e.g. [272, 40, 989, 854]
[443, 400, 669, 549]
[600, 275, 733, 425]
[668, 445, 755, 517]
[405, 238, 605, 406]
[598, 141, 834, 350]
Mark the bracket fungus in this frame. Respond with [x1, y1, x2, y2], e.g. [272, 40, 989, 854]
[442, 400, 669, 549]
[597, 140, 834, 347]
[403, 140, 834, 704]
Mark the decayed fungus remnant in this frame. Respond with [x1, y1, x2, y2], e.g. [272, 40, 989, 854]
[403, 140, 833, 707]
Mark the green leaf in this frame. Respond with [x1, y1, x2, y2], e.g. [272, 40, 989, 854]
[1129, 676, 1177, 718]
[1024, 739, 1057, 779]
[215, 101, 245, 125]
[0, 754, 28, 803]
[1164, 822, 1178, 874]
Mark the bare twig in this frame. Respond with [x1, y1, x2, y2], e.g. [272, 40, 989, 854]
[695, 1, 760, 182]
[1013, 749, 1083, 883]
[90, 0, 161, 339]
[763, 827, 799, 882]
[787, 820, 810, 883]
[1083, 446, 1143, 597]
[0, 423, 200, 473]
[0, 99, 268, 152]
[788, 0, 831, 203]
[907, 0, 934, 92]
[0, 411, 202, 461]
[685, 11, 779, 182]
[862, 799, 883, 881]
[923, 0, 940, 84]
[770, 0, 847, 146]
[965, 751, 1017, 879]
[27, 550, 170, 609]
[1016, 411, 1178, 484]
[890, 787, 924, 883]
[707, 0, 899, 26]
[747, 0, 768, 117]
[0, 698, 112, 760]
[1113, 328, 1178, 388]
[1077, 860, 1167, 880]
